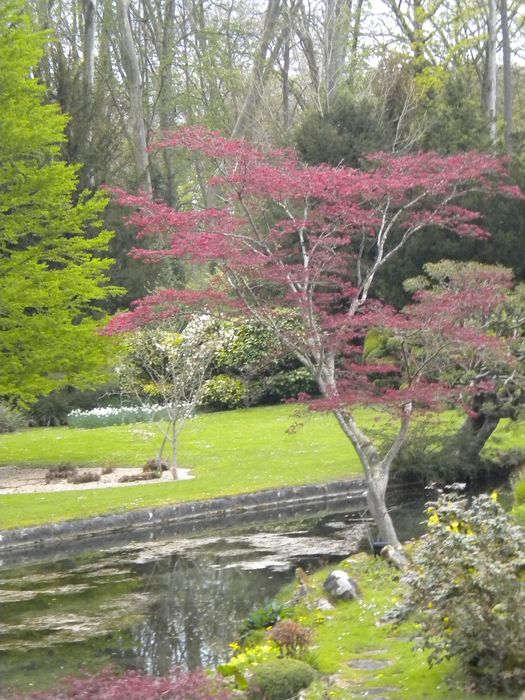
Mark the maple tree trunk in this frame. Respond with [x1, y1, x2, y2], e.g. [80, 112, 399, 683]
[451, 412, 500, 468]
[366, 472, 400, 547]
[333, 408, 404, 548]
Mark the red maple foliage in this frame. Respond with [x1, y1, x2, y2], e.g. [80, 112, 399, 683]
[107, 127, 523, 546]
[4, 667, 233, 700]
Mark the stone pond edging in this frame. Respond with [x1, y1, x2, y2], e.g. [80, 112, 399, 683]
[0, 478, 367, 555]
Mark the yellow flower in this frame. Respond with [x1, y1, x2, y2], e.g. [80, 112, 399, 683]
[428, 512, 440, 527]
[491, 490, 499, 502]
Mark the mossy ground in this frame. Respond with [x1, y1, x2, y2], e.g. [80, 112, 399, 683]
[282, 555, 515, 699]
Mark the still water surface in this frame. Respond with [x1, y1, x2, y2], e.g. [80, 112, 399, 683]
[0, 494, 425, 692]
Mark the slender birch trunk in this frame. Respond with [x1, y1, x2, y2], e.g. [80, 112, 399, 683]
[116, 0, 152, 193]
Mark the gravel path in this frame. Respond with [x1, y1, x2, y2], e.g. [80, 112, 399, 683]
[0, 466, 192, 494]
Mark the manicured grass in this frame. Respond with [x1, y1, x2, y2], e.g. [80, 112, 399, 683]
[0, 405, 364, 529]
[1, 405, 523, 531]
[288, 555, 512, 699]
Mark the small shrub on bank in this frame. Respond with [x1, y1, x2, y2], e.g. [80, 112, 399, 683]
[4, 667, 234, 700]
[67, 471, 101, 485]
[405, 487, 525, 694]
[239, 601, 292, 640]
[218, 641, 280, 690]
[45, 463, 77, 483]
[247, 658, 315, 700]
[268, 620, 313, 658]
[119, 471, 162, 483]
[0, 403, 27, 433]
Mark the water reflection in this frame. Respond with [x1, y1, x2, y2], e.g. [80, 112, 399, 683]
[0, 496, 425, 692]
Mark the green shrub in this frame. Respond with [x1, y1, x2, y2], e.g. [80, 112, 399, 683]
[247, 658, 315, 700]
[404, 487, 525, 693]
[200, 374, 247, 409]
[218, 641, 279, 690]
[0, 403, 27, 433]
[239, 601, 292, 640]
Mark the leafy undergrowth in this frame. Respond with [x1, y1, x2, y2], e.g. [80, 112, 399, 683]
[2, 667, 233, 700]
[287, 554, 515, 700]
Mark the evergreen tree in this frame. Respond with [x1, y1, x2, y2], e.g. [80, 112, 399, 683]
[0, 1, 117, 406]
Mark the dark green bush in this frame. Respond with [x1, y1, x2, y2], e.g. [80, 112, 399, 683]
[261, 368, 317, 403]
[0, 403, 27, 433]
[29, 385, 119, 426]
[404, 487, 525, 693]
[247, 658, 315, 700]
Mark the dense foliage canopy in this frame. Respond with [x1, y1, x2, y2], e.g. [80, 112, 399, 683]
[0, 2, 117, 406]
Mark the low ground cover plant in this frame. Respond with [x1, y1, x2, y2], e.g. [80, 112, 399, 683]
[3, 668, 233, 700]
[405, 487, 525, 694]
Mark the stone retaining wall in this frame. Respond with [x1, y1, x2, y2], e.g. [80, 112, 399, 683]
[0, 479, 367, 556]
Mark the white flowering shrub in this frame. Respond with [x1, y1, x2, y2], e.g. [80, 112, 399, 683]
[67, 404, 169, 429]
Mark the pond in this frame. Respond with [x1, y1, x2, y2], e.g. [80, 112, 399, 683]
[0, 492, 426, 693]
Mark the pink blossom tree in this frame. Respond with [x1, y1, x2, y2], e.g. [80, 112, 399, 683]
[107, 127, 523, 547]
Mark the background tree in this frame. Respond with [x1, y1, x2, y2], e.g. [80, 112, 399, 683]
[117, 316, 220, 476]
[405, 261, 524, 473]
[0, 1, 117, 407]
[107, 127, 521, 547]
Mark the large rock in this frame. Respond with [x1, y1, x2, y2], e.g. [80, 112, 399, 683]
[323, 569, 361, 601]
[380, 545, 408, 570]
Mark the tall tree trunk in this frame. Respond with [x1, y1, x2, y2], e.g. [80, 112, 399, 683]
[500, 0, 513, 154]
[485, 0, 497, 147]
[232, 0, 284, 138]
[324, 0, 352, 109]
[295, 0, 321, 105]
[116, 0, 152, 193]
[81, 0, 96, 187]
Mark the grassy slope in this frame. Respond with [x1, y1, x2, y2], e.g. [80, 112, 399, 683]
[0, 405, 363, 529]
[0, 405, 523, 531]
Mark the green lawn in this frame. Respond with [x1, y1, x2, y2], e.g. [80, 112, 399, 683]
[0, 405, 364, 529]
[0, 405, 522, 531]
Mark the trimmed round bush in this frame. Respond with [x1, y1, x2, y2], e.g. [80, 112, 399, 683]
[247, 658, 315, 700]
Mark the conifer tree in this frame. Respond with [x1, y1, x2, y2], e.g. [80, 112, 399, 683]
[0, 1, 117, 406]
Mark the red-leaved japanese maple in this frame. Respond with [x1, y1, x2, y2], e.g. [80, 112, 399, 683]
[107, 126, 523, 547]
